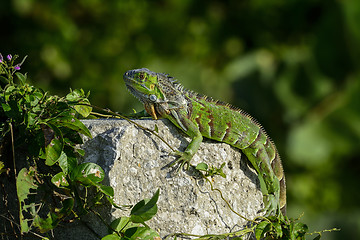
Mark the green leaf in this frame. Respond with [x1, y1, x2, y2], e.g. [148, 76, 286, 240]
[107, 217, 157, 240]
[24, 89, 42, 107]
[218, 170, 226, 178]
[292, 222, 308, 238]
[0, 161, 6, 175]
[96, 183, 114, 197]
[62, 127, 84, 145]
[0, 75, 9, 85]
[66, 89, 92, 117]
[255, 221, 271, 240]
[50, 111, 92, 138]
[101, 234, 121, 240]
[70, 162, 105, 186]
[16, 168, 38, 233]
[51, 172, 69, 188]
[57, 151, 69, 174]
[106, 196, 127, 209]
[15, 72, 27, 85]
[26, 112, 37, 127]
[272, 221, 283, 238]
[74, 99, 92, 118]
[76, 148, 85, 156]
[66, 89, 85, 101]
[110, 216, 137, 232]
[32, 215, 53, 233]
[1, 103, 11, 112]
[58, 149, 80, 175]
[124, 226, 160, 240]
[45, 124, 64, 166]
[4, 85, 16, 101]
[294, 222, 308, 232]
[16, 165, 73, 234]
[130, 189, 159, 223]
[32, 89, 44, 104]
[32, 198, 74, 233]
[1, 100, 22, 119]
[195, 162, 208, 171]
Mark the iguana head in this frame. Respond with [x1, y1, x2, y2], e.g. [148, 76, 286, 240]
[123, 68, 187, 119]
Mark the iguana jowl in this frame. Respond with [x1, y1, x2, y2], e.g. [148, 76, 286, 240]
[123, 68, 286, 216]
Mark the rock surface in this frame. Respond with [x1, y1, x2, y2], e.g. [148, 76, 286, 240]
[70, 119, 264, 239]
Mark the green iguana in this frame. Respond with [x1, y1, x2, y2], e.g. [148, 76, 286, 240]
[123, 68, 286, 216]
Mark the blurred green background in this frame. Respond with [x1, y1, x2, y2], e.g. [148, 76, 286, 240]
[1, 0, 360, 239]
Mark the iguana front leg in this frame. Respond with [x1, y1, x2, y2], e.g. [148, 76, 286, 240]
[166, 109, 203, 169]
[171, 132, 203, 169]
[140, 102, 202, 169]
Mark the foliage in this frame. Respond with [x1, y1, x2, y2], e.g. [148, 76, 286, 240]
[191, 164, 331, 240]
[102, 190, 160, 240]
[254, 215, 308, 240]
[0, 55, 160, 238]
[2, 6, 359, 238]
[195, 162, 226, 178]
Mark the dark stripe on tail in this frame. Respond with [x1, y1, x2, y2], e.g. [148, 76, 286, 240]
[280, 175, 287, 215]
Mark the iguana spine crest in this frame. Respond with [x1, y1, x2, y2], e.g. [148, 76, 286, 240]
[124, 68, 286, 215]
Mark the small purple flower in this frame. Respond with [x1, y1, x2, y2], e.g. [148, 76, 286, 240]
[0, 53, 3, 63]
[14, 64, 21, 70]
[7, 54, 12, 61]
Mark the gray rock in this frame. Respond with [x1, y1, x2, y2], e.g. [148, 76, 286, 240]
[75, 119, 263, 239]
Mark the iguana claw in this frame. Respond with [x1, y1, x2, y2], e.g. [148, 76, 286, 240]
[169, 151, 192, 170]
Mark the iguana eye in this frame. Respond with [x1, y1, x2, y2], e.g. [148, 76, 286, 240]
[139, 73, 145, 80]
[149, 94, 157, 102]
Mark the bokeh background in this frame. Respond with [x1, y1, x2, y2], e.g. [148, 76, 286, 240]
[1, 0, 360, 239]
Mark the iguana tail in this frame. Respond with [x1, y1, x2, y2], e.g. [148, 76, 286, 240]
[241, 129, 286, 215]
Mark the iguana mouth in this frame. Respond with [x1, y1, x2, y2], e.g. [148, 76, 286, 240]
[125, 84, 159, 119]
[124, 84, 143, 102]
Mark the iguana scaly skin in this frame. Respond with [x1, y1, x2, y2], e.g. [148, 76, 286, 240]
[123, 68, 286, 216]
